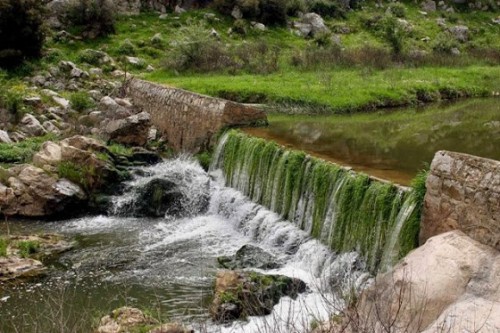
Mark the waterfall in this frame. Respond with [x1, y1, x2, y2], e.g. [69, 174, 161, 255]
[211, 130, 421, 272]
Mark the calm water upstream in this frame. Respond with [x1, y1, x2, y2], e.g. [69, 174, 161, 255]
[244, 98, 500, 185]
[0, 158, 369, 333]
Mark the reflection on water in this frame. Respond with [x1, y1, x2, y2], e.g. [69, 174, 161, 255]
[244, 98, 500, 185]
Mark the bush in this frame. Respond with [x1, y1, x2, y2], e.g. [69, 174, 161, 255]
[70, 92, 94, 112]
[0, 84, 26, 117]
[286, 0, 307, 16]
[432, 32, 459, 54]
[62, 0, 116, 39]
[382, 15, 406, 55]
[117, 40, 137, 56]
[387, 2, 407, 18]
[0, 0, 45, 68]
[309, 0, 346, 19]
[213, 0, 287, 26]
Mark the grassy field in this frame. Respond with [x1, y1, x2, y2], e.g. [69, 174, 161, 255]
[2, 2, 499, 114]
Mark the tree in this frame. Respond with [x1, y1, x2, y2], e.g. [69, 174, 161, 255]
[0, 0, 45, 68]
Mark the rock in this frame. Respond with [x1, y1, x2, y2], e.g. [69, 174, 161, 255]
[130, 179, 186, 217]
[99, 96, 131, 119]
[89, 68, 103, 76]
[79, 49, 115, 67]
[252, 23, 266, 31]
[7, 234, 74, 259]
[231, 6, 243, 19]
[148, 127, 158, 141]
[97, 307, 158, 333]
[159, 14, 168, 19]
[294, 13, 329, 37]
[127, 147, 162, 165]
[114, 98, 133, 109]
[32, 141, 62, 168]
[217, 244, 280, 270]
[0, 257, 45, 281]
[146, 65, 155, 72]
[61, 135, 108, 153]
[209, 28, 220, 39]
[436, 17, 446, 28]
[149, 323, 193, 333]
[23, 96, 42, 107]
[449, 25, 469, 42]
[450, 47, 460, 55]
[111, 69, 126, 77]
[58, 60, 77, 72]
[125, 56, 146, 68]
[151, 33, 163, 45]
[19, 114, 46, 137]
[52, 96, 70, 109]
[174, 5, 186, 14]
[42, 121, 61, 135]
[0, 130, 12, 143]
[210, 270, 307, 322]
[104, 112, 150, 146]
[70, 67, 89, 79]
[0, 165, 86, 217]
[421, 0, 437, 12]
[347, 231, 500, 333]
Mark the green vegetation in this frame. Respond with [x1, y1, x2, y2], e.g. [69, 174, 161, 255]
[69, 91, 95, 111]
[107, 143, 133, 157]
[61, 0, 116, 39]
[0, 134, 57, 164]
[217, 130, 422, 272]
[196, 151, 213, 171]
[57, 161, 95, 190]
[0, 237, 8, 257]
[0, 0, 45, 68]
[17, 240, 40, 258]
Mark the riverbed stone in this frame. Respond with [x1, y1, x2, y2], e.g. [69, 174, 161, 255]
[210, 270, 307, 322]
[97, 307, 158, 333]
[0, 257, 45, 281]
[217, 244, 280, 270]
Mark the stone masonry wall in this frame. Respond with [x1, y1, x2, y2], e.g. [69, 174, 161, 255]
[421, 150, 500, 250]
[126, 79, 266, 152]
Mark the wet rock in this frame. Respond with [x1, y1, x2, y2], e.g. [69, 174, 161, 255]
[104, 112, 151, 146]
[132, 179, 186, 217]
[217, 244, 280, 270]
[127, 147, 162, 165]
[97, 307, 158, 333]
[210, 270, 307, 322]
[0, 257, 45, 281]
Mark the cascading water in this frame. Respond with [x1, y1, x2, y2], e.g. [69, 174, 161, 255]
[0, 157, 372, 333]
[211, 130, 421, 273]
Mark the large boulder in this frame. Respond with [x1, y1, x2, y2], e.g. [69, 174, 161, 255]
[0, 165, 86, 217]
[19, 114, 47, 137]
[210, 270, 307, 322]
[129, 179, 187, 217]
[217, 244, 280, 270]
[294, 13, 330, 37]
[0, 257, 45, 281]
[103, 112, 151, 146]
[336, 231, 500, 333]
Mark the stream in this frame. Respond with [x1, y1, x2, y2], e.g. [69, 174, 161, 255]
[0, 158, 369, 333]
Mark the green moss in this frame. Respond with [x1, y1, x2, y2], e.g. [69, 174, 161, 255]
[217, 130, 422, 272]
[196, 151, 213, 171]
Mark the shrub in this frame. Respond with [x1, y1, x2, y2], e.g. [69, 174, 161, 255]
[62, 0, 116, 39]
[0, 84, 26, 118]
[432, 32, 459, 54]
[0, 0, 45, 68]
[382, 15, 406, 55]
[117, 40, 137, 56]
[309, 0, 346, 19]
[232, 19, 249, 35]
[286, 0, 307, 16]
[387, 2, 407, 18]
[259, 0, 287, 26]
[57, 161, 95, 190]
[70, 91, 94, 112]
[0, 134, 56, 164]
[213, 0, 287, 26]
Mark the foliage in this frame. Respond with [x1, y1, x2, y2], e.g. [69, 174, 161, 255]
[0, 0, 45, 68]
[387, 2, 407, 18]
[0, 134, 56, 164]
[196, 151, 213, 171]
[286, 0, 307, 16]
[117, 40, 137, 56]
[382, 15, 406, 55]
[432, 32, 459, 54]
[17, 240, 40, 258]
[309, 0, 347, 19]
[0, 83, 27, 120]
[107, 143, 133, 157]
[62, 0, 116, 39]
[70, 91, 95, 111]
[57, 161, 94, 190]
[410, 168, 428, 210]
[213, 0, 287, 26]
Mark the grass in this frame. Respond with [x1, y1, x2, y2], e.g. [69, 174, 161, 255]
[107, 143, 133, 157]
[147, 66, 499, 113]
[17, 240, 40, 258]
[0, 237, 8, 257]
[0, 134, 57, 164]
